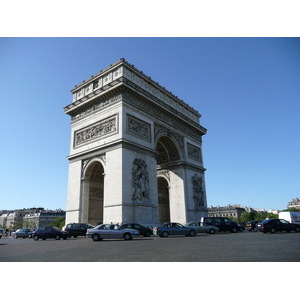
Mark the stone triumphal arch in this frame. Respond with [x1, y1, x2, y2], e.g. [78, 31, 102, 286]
[64, 59, 208, 226]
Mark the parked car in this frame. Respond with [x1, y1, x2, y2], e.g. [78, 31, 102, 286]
[32, 226, 69, 241]
[153, 222, 197, 237]
[246, 220, 262, 231]
[0, 228, 4, 238]
[184, 221, 219, 234]
[201, 217, 240, 233]
[12, 228, 33, 239]
[64, 223, 95, 238]
[237, 223, 245, 231]
[86, 224, 139, 241]
[257, 219, 300, 233]
[121, 223, 152, 237]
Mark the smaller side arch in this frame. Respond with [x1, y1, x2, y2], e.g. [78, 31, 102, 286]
[81, 156, 106, 226]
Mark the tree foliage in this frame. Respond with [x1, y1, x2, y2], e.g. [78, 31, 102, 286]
[50, 217, 65, 229]
[281, 208, 300, 212]
[240, 212, 256, 223]
[231, 211, 279, 224]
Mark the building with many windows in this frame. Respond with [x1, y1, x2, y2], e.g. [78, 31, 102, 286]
[0, 208, 65, 230]
[287, 198, 300, 209]
[23, 210, 65, 230]
[208, 204, 246, 219]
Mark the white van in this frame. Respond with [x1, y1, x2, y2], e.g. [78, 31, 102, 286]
[278, 211, 300, 224]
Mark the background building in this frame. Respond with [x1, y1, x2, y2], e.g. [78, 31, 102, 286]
[0, 208, 65, 230]
[287, 198, 300, 209]
[208, 204, 246, 219]
[23, 210, 65, 230]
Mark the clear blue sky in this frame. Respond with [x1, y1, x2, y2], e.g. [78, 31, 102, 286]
[0, 37, 299, 211]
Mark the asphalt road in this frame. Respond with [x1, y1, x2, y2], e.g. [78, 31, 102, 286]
[1, 230, 299, 262]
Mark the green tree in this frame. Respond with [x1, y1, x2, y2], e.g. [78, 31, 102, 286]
[267, 212, 278, 219]
[281, 208, 300, 212]
[240, 211, 256, 223]
[255, 211, 268, 220]
[13, 222, 23, 230]
[50, 217, 65, 229]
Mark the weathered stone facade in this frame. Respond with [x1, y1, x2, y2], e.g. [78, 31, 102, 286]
[64, 59, 208, 226]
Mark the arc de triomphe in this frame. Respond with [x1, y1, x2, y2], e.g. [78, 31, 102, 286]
[64, 59, 208, 226]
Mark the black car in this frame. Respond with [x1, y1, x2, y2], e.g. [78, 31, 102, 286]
[64, 223, 95, 238]
[257, 219, 300, 233]
[32, 226, 69, 241]
[201, 217, 240, 233]
[121, 223, 152, 237]
[246, 220, 262, 231]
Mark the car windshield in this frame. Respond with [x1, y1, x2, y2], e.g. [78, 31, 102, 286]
[280, 219, 289, 224]
[52, 227, 61, 231]
[173, 223, 184, 228]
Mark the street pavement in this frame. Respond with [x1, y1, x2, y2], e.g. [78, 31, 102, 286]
[1, 230, 300, 262]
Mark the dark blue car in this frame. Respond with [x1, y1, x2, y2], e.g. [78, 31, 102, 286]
[32, 226, 69, 241]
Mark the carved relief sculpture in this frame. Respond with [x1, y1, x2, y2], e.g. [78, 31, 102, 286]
[127, 115, 151, 141]
[192, 173, 205, 207]
[132, 158, 150, 202]
[188, 143, 202, 163]
[74, 116, 117, 147]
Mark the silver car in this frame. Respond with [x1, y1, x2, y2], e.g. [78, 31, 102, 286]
[153, 222, 197, 237]
[86, 224, 139, 241]
[185, 221, 219, 234]
[12, 228, 33, 238]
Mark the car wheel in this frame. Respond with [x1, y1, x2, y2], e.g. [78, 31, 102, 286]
[189, 230, 196, 237]
[209, 229, 216, 234]
[231, 227, 238, 233]
[73, 236, 77, 238]
[270, 228, 276, 233]
[33, 235, 39, 241]
[124, 233, 132, 240]
[55, 235, 60, 240]
[144, 231, 151, 237]
[161, 231, 168, 238]
[92, 234, 101, 241]
[295, 227, 300, 233]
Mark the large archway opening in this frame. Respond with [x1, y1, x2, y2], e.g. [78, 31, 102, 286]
[85, 161, 104, 225]
[156, 136, 180, 223]
[156, 137, 180, 166]
[157, 177, 170, 224]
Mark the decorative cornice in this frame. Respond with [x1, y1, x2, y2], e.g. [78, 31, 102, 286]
[64, 59, 205, 127]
